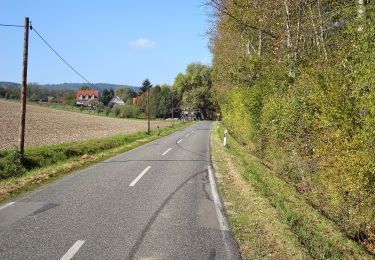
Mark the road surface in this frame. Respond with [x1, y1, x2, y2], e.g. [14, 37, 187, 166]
[0, 121, 240, 260]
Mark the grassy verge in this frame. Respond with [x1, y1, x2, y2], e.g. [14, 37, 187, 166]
[211, 123, 373, 259]
[0, 122, 193, 203]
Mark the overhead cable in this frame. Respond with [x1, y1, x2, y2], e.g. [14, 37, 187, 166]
[31, 24, 94, 86]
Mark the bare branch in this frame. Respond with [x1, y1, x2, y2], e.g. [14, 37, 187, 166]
[204, 0, 278, 39]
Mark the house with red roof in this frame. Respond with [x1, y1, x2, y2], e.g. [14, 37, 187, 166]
[76, 90, 100, 106]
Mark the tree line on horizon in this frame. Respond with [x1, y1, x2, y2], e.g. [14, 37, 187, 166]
[0, 63, 216, 120]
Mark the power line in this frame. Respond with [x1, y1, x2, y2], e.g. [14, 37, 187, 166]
[0, 23, 24, 28]
[30, 24, 95, 86]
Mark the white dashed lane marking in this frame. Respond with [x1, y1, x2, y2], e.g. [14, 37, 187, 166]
[129, 166, 152, 187]
[60, 240, 85, 260]
[162, 148, 172, 156]
[0, 202, 15, 210]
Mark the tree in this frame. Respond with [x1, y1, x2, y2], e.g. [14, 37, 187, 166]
[0, 87, 5, 98]
[172, 73, 187, 101]
[140, 78, 152, 94]
[172, 63, 214, 118]
[115, 87, 137, 104]
[80, 85, 90, 90]
[100, 89, 111, 106]
[157, 84, 172, 118]
[207, 0, 375, 251]
[109, 88, 115, 99]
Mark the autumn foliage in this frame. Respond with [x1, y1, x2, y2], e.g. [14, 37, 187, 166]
[207, 0, 374, 252]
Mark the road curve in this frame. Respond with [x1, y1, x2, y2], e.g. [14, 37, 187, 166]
[0, 121, 240, 260]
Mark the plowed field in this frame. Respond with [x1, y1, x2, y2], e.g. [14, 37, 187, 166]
[0, 99, 170, 150]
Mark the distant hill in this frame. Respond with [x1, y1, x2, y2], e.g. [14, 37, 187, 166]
[0, 82, 140, 93]
[0, 82, 20, 88]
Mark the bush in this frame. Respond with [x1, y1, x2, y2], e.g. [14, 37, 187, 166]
[112, 105, 121, 117]
[105, 107, 111, 116]
[0, 151, 33, 179]
[111, 104, 139, 118]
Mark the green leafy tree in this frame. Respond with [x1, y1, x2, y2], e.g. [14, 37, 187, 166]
[100, 89, 112, 106]
[80, 85, 90, 90]
[172, 63, 214, 118]
[138, 79, 153, 115]
[207, 0, 375, 250]
[109, 88, 115, 99]
[157, 84, 172, 118]
[115, 87, 137, 104]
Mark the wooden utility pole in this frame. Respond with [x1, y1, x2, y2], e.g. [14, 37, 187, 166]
[147, 86, 150, 134]
[19, 17, 29, 155]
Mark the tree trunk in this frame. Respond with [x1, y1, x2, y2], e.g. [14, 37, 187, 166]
[309, 5, 320, 51]
[358, 0, 365, 32]
[284, 0, 295, 77]
[295, 0, 304, 65]
[258, 29, 262, 56]
[317, 0, 328, 60]
[242, 33, 257, 55]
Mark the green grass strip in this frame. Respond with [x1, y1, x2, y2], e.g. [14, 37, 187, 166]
[0, 122, 193, 203]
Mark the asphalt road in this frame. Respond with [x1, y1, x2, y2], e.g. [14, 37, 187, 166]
[0, 121, 240, 260]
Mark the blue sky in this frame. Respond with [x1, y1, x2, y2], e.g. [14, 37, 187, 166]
[0, 1, 212, 86]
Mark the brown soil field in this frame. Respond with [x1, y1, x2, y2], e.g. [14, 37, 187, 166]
[0, 99, 171, 150]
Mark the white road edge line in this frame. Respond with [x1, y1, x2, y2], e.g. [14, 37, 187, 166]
[60, 240, 85, 260]
[207, 166, 229, 231]
[177, 139, 183, 144]
[129, 166, 152, 187]
[0, 202, 15, 210]
[162, 148, 172, 156]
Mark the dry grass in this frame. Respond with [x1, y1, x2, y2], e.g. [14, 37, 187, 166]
[0, 99, 170, 150]
[211, 125, 310, 259]
[211, 124, 373, 259]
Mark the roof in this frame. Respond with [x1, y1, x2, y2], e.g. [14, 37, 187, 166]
[76, 90, 99, 100]
[109, 96, 125, 104]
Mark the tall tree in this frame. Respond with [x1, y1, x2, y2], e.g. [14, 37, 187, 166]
[140, 78, 152, 94]
[172, 63, 214, 118]
[115, 87, 137, 104]
[207, 0, 375, 252]
[100, 89, 111, 106]
[157, 84, 172, 118]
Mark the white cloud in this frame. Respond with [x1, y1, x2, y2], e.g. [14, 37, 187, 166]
[128, 38, 156, 48]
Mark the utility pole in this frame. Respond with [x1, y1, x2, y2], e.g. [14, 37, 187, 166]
[147, 85, 150, 134]
[19, 17, 29, 155]
[171, 93, 174, 127]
